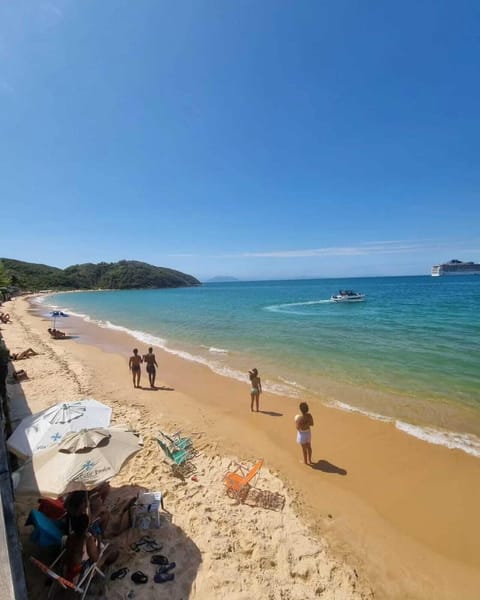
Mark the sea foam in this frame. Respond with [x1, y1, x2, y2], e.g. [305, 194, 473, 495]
[331, 400, 480, 458]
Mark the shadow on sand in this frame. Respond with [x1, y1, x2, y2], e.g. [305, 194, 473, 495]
[24, 483, 203, 600]
[138, 385, 175, 392]
[244, 487, 286, 511]
[257, 410, 283, 417]
[310, 459, 347, 476]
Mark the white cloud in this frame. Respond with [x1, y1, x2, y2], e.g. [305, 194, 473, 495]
[244, 240, 480, 259]
[168, 239, 480, 260]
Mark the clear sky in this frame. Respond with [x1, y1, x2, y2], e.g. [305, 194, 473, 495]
[1, 1, 479, 281]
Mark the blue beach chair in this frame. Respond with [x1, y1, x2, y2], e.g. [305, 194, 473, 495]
[25, 509, 65, 547]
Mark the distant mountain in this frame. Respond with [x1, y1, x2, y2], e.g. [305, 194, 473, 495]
[0, 258, 200, 291]
[206, 276, 240, 283]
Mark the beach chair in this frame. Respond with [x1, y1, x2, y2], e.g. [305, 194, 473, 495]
[223, 459, 264, 503]
[37, 497, 67, 520]
[156, 437, 191, 466]
[25, 509, 65, 547]
[158, 429, 192, 451]
[30, 542, 109, 600]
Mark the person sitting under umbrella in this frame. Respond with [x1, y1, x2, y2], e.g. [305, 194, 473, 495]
[48, 328, 66, 338]
[64, 485, 135, 541]
[63, 513, 119, 583]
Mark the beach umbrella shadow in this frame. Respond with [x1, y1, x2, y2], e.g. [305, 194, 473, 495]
[310, 459, 347, 476]
[100, 487, 202, 600]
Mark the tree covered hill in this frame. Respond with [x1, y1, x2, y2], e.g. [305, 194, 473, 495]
[0, 258, 200, 291]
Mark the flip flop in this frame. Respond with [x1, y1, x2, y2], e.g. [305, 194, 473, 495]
[150, 554, 169, 565]
[131, 571, 148, 584]
[154, 571, 175, 584]
[110, 567, 128, 580]
[141, 540, 162, 552]
[130, 537, 162, 552]
[156, 562, 176, 574]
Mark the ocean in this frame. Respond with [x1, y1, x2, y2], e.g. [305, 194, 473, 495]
[41, 275, 480, 457]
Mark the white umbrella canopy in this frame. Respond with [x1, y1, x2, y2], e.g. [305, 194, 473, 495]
[7, 399, 112, 460]
[13, 426, 143, 498]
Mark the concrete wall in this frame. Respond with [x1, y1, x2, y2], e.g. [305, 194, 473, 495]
[0, 337, 28, 599]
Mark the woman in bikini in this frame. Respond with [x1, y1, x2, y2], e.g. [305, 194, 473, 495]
[249, 368, 262, 412]
[129, 348, 143, 388]
[295, 402, 314, 465]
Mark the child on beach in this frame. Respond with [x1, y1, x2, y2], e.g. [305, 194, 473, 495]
[129, 348, 143, 388]
[249, 368, 262, 412]
[295, 402, 314, 465]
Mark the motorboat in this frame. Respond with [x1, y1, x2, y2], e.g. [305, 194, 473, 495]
[330, 290, 365, 302]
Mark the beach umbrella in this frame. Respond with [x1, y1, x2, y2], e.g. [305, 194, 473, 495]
[13, 426, 143, 497]
[7, 399, 112, 460]
[49, 310, 68, 329]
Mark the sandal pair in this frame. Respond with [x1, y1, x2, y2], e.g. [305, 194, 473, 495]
[130, 536, 162, 552]
[156, 561, 176, 574]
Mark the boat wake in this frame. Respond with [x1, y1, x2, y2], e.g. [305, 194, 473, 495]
[265, 299, 332, 314]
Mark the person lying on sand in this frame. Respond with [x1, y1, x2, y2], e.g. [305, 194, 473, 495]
[48, 327, 66, 339]
[9, 348, 38, 360]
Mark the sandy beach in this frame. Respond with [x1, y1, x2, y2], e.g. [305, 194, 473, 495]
[3, 296, 480, 599]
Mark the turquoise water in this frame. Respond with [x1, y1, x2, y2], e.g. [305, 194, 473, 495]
[43, 276, 480, 454]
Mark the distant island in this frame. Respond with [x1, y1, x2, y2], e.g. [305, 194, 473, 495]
[206, 276, 240, 283]
[0, 258, 200, 291]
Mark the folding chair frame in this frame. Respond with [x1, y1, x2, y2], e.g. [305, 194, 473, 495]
[31, 542, 109, 600]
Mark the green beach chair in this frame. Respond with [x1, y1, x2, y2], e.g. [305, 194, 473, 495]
[157, 437, 190, 466]
[158, 429, 192, 451]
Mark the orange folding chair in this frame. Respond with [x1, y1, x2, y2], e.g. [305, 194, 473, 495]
[223, 459, 264, 503]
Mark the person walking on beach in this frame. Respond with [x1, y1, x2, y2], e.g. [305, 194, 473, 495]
[143, 347, 158, 389]
[295, 402, 314, 465]
[249, 368, 262, 412]
[129, 348, 143, 388]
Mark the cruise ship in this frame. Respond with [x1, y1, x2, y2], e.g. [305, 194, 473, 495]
[431, 259, 480, 276]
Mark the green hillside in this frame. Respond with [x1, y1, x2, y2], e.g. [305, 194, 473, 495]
[0, 258, 200, 291]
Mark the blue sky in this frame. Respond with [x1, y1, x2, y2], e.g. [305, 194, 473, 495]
[1, 1, 479, 281]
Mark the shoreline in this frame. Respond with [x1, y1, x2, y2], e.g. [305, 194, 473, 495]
[39, 290, 480, 458]
[4, 296, 480, 598]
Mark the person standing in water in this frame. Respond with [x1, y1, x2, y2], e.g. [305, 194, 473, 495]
[249, 368, 262, 412]
[143, 347, 158, 389]
[129, 348, 143, 388]
[295, 402, 314, 465]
